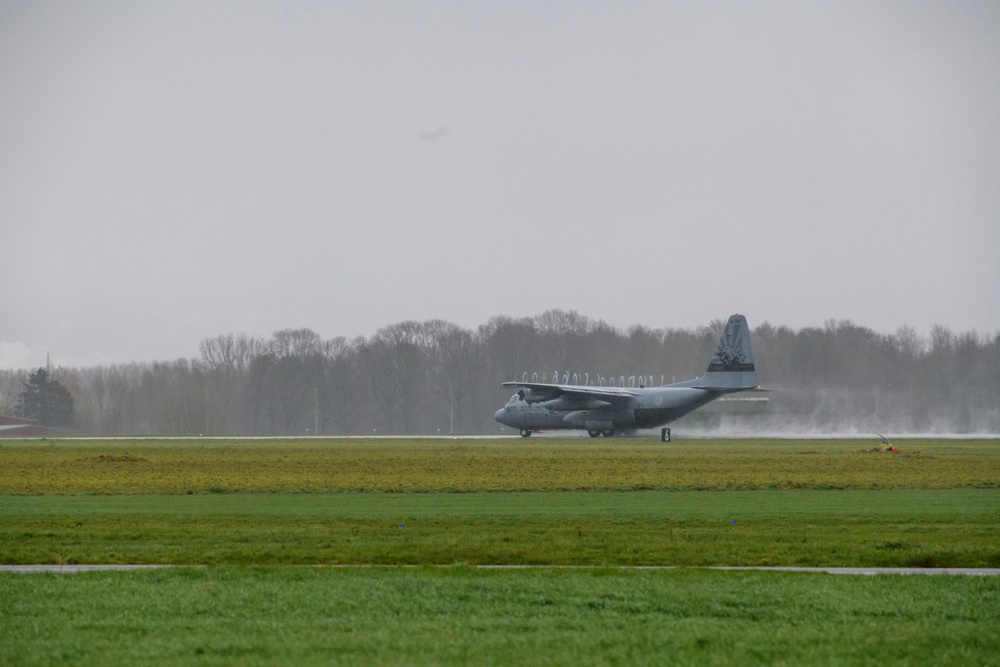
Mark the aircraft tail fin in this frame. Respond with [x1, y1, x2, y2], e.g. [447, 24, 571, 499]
[693, 314, 757, 390]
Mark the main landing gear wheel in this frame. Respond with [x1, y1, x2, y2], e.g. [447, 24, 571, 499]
[601, 428, 615, 437]
[587, 429, 601, 438]
[519, 429, 532, 438]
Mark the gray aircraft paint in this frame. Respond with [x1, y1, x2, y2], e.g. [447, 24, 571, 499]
[495, 314, 757, 437]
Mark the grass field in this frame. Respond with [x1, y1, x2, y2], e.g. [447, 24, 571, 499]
[1, 489, 998, 566]
[2, 437, 998, 566]
[3, 567, 999, 666]
[2, 437, 997, 493]
[2, 437, 999, 664]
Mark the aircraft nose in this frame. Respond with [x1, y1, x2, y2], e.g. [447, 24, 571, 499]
[494, 408, 508, 425]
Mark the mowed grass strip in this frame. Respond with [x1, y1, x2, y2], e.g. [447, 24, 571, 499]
[1, 437, 998, 493]
[3, 567, 999, 666]
[2, 490, 998, 566]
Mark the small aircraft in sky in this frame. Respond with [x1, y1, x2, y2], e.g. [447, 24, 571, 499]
[495, 313, 758, 441]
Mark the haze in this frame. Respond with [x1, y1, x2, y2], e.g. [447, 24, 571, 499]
[3, 1, 999, 370]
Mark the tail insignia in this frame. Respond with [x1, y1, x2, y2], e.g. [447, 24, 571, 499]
[707, 315, 755, 373]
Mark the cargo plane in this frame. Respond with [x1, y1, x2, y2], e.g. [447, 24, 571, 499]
[494, 314, 758, 440]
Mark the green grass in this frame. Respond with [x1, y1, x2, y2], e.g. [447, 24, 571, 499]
[2, 567, 998, 666]
[1, 437, 997, 493]
[3, 437, 999, 664]
[2, 489, 997, 566]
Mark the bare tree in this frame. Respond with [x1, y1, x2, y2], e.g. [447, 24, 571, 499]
[320, 337, 362, 434]
[355, 322, 428, 433]
[7, 313, 999, 436]
[0, 370, 27, 416]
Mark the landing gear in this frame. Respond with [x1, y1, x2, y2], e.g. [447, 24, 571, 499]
[661, 428, 671, 443]
[520, 429, 532, 438]
[587, 429, 601, 438]
[601, 428, 615, 437]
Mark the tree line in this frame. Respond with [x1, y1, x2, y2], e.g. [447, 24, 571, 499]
[1, 312, 998, 435]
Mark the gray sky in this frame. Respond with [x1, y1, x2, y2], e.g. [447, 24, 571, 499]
[2, 1, 999, 369]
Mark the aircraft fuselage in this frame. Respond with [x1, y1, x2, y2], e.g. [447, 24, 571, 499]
[494, 385, 721, 436]
[494, 313, 758, 438]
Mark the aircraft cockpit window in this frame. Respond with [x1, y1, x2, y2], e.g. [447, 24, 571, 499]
[507, 394, 520, 405]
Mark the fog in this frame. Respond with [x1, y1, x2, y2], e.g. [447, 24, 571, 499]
[2, 2, 999, 370]
[2, 314, 997, 436]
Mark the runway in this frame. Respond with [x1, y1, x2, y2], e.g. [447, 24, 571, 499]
[3, 564, 1000, 575]
[1, 564, 173, 573]
[705, 566, 1000, 576]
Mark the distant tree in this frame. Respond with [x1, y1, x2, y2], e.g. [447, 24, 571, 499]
[7, 314, 999, 436]
[0, 371, 23, 416]
[356, 322, 429, 433]
[18, 368, 76, 428]
[320, 338, 363, 434]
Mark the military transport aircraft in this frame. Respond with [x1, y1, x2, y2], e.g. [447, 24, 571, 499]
[495, 314, 757, 441]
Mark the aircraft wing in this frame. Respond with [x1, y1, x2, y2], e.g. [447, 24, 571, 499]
[501, 381, 639, 405]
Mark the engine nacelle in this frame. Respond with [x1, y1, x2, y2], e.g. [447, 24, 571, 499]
[517, 387, 560, 404]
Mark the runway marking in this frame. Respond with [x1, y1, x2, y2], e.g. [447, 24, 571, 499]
[704, 566, 1000, 576]
[1, 565, 172, 573]
[478, 566, 1000, 575]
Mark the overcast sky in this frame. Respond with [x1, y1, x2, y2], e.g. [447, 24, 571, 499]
[2, 1, 999, 369]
